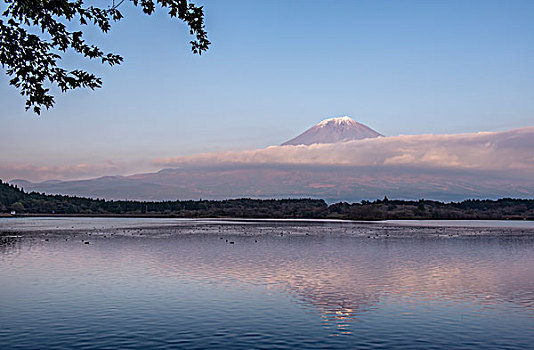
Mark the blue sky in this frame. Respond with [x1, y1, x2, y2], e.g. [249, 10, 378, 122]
[1, 0, 533, 179]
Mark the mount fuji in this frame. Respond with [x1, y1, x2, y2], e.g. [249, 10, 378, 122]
[8, 120, 534, 202]
[282, 116, 383, 146]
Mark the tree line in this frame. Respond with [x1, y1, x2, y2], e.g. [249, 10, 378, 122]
[1, 180, 533, 220]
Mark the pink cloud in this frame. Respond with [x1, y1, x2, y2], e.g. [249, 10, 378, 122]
[3, 127, 533, 201]
[154, 127, 534, 175]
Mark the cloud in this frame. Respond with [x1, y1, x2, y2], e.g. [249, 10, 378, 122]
[154, 127, 534, 175]
[0, 160, 130, 182]
[4, 127, 533, 201]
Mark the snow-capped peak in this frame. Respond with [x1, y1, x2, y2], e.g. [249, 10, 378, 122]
[317, 116, 356, 127]
[281, 116, 383, 146]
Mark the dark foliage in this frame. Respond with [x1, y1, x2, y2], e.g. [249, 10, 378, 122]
[1, 180, 533, 220]
[0, 180, 328, 218]
[0, 0, 209, 113]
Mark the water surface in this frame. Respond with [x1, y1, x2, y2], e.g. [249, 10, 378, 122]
[1, 218, 533, 349]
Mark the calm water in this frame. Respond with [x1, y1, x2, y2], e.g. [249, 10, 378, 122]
[1, 218, 533, 349]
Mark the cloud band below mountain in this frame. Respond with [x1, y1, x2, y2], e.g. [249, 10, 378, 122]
[155, 127, 534, 175]
[5, 127, 533, 201]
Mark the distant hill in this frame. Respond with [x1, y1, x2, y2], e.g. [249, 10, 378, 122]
[281, 116, 382, 146]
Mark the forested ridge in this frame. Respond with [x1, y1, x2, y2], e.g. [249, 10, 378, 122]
[1, 180, 533, 220]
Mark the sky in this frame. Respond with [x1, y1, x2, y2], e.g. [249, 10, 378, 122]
[1, 0, 534, 182]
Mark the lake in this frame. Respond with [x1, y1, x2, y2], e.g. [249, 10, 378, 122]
[1, 218, 533, 349]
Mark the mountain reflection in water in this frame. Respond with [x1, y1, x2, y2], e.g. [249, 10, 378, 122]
[1, 219, 533, 348]
[142, 234, 534, 332]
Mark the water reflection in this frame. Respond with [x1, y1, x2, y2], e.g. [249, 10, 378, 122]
[136, 234, 534, 332]
[1, 221, 534, 345]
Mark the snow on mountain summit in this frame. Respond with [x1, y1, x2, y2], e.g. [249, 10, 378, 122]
[317, 116, 357, 126]
[281, 116, 383, 146]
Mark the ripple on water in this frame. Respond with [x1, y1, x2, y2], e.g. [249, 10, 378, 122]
[1, 219, 534, 349]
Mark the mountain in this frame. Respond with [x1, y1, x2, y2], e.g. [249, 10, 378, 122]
[7, 127, 534, 202]
[282, 116, 383, 146]
[9, 165, 534, 203]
